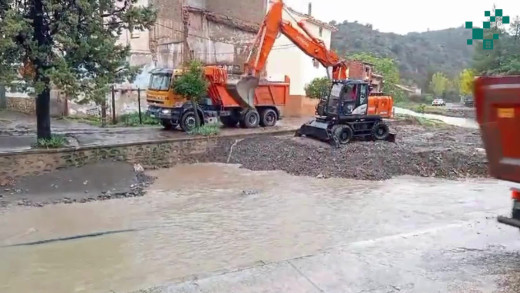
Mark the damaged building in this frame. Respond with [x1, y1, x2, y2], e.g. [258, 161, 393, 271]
[147, 0, 267, 74]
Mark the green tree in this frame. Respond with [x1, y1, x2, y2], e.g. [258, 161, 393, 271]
[0, 0, 157, 139]
[305, 77, 331, 99]
[346, 52, 406, 102]
[459, 69, 475, 96]
[172, 60, 209, 128]
[429, 72, 449, 97]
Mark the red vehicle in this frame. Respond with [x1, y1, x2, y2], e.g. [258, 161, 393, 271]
[474, 75, 520, 228]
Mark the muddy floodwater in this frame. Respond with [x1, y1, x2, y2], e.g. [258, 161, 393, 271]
[0, 163, 518, 293]
[394, 107, 478, 128]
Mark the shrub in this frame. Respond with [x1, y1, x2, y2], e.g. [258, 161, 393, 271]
[304, 77, 331, 99]
[35, 135, 68, 149]
[416, 104, 426, 114]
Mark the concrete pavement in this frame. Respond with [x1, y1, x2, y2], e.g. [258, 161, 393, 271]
[0, 110, 311, 154]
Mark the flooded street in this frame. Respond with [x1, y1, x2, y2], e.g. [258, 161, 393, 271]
[394, 107, 479, 129]
[1, 163, 519, 293]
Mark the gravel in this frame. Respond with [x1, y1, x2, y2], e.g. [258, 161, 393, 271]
[226, 120, 487, 181]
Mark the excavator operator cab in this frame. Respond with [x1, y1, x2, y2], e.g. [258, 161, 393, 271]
[318, 80, 370, 117]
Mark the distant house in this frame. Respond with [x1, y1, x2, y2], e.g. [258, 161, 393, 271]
[265, 3, 337, 98]
[344, 60, 385, 93]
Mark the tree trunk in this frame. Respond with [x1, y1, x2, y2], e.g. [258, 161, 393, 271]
[32, 0, 52, 140]
[36, 86, 51, 139]
[192, 99, 200, 127]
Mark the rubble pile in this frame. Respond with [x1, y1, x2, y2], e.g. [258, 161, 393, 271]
[227, 122, 487, 181]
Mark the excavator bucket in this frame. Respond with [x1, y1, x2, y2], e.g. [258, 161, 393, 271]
[295, 119, 333, 143]
[226, 76, 259, 110]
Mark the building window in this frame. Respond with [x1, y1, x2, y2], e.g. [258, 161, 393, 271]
[319, 27, 323, 37]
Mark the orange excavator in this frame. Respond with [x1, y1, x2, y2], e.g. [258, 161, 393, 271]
[229, 0, 395, 144]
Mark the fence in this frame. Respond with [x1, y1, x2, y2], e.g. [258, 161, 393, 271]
[67, 87, 150, 125]
[108, 87, 148, 125]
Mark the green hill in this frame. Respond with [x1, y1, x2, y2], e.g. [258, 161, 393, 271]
[330, 21, 473, 89]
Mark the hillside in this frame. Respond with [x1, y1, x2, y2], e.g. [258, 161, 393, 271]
[330, 21, 473, 89]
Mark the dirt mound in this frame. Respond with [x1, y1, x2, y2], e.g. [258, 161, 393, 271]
[227, 124, 487, 181]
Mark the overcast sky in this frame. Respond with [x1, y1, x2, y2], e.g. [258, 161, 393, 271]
[282, 0, 520, 35]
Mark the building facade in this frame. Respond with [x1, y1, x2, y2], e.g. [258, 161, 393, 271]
[265, 4, 337, 97]
[149, 0, 265, 71]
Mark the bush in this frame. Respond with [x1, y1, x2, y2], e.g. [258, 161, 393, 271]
[416, 104, 426, 114]
[305, 77, 331, 99]
[35, 135, 68, 149]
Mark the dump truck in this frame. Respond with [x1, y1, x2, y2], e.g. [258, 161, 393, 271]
[473, 75, 520, 229]
[146, 66, 290, 132]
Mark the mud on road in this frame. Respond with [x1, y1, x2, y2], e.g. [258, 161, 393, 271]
[226, 118, 487, 181]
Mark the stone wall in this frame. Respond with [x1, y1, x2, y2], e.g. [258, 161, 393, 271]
[0, 135, 248, 185]
[7, 97, 35, 115]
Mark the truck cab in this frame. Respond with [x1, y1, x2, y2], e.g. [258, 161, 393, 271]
[146, 68, 211, 131]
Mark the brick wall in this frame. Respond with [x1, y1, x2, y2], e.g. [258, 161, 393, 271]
[346, 61, 365, 80]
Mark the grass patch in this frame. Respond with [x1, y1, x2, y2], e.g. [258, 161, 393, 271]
[188, 123, 221, 136]
[119, 112, 159, 127]
[34, 134, 68, 149]
[60, 115, 104, 126]
[64, 112, 159, 128]
[415, 116, 445, 127]
[395, 114, 446, 127]
[395, 101, 451, 116]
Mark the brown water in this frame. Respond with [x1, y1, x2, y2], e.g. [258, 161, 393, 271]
[0, 163, 510, 293]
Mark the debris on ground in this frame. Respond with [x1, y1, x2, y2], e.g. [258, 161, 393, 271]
[226, 119, 487, 181]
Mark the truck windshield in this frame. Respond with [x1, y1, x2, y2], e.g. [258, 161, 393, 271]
[149, 74, 171, 91]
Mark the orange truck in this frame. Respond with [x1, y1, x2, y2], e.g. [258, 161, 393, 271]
[474, 75, 520, 228]
[146, 66, 290, 132]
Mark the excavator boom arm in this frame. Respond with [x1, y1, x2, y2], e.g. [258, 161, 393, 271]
[244, 0, 347, 80]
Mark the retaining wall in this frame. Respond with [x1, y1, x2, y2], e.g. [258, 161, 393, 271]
[0, 131, 294, 186]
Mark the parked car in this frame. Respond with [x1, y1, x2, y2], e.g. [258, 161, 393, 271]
[432, 98, 446, 106]
[463, 96, 474, 107]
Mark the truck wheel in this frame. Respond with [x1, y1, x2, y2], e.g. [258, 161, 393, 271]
[221, 116, 239, 128]
[372, 122, 390, 140]
[161, 119, 176, 130]
[180, 111, 198, 132]
[333, 125, 354, 144]
[240, 110, 260, 128]
[260, 108, 278, 127]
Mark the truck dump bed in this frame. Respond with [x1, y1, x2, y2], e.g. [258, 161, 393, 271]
[474, 75, 520, 183]
[204, 67, 289, 110]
